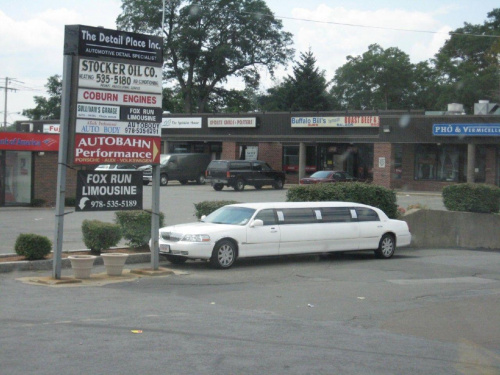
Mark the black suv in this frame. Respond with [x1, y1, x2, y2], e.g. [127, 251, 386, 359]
[206, 160, 286, 191]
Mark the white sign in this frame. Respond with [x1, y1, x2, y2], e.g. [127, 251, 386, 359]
[245, 146, 258, 161]
[291, 116, 380, 128]
[78, 58, 162, 93]
[379, 157, 386, 168]
[77, 88, 161, 108]
[77, 104, 120, 120]
[43, 124, 60, 133]
[76, 119, 161, 136]
[161, 117, 202, 129]
[208, 117, 256, 128]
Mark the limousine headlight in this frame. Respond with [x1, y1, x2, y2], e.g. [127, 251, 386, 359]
[181, 234, 211, 242]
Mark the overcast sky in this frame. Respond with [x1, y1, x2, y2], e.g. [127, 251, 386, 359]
[1, 0, 498, 124]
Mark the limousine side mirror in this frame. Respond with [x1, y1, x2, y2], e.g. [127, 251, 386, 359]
[250, 219, 264, 227]
[200, 215, 207, 222]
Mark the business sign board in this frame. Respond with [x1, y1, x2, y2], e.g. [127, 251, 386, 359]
[433, 124, 500, 136]
[75, 170, 143, 211]
[74, 134, 161, 164]
[291, 116, 380, 128]
[208, 117, 257, 128]
[64, 25, 163, 165]
[0, 132, 59, 151]
[161, 117, 202, 129]
[43, 124, 61, 133]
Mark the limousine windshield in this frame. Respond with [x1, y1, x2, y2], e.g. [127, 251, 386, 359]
[204, 206, 256, 225]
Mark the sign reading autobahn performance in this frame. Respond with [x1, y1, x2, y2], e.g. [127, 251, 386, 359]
[64, 25, 163, 166]
[76, 171, 143, 211]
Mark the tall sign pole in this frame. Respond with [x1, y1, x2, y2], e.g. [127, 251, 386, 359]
[53, 25, 163, 279]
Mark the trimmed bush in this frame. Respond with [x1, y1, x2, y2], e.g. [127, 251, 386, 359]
[15, 233, 52, 260]
[81, 220, 122, 255]
[194, 200, 240, 219]
[443, 183, 500, 214]
[115, 210, 165, 247]
[286, 182, 398, 218]
[65, 197, 76, 207]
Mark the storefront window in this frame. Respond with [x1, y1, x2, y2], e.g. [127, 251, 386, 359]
[393, 144, 402, 180]
[4, 151, 32, 205]
[282, 146, 316, 173]
[415, 145, 466, 181]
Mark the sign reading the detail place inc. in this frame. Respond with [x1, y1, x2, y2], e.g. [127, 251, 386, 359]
[64, 24, 163, 165]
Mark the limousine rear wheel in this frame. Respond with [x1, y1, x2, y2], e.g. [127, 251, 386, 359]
[210, 240, 237, 269]
[375, 234, 395, 259]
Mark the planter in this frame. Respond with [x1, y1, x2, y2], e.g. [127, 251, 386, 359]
[101, 253, 129, 276]
[68, 255, 96, 279]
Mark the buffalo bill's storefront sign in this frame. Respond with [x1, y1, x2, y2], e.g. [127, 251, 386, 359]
[76, 170, 143, 211]
[291, 116, 380, 128]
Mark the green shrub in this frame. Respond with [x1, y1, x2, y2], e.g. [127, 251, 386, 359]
[30, 198, 46, 207]
[81, 220, 122, 255]
[286, 182, 398, 218]
[65, 197, 76, 207]
[15, 233, 52, 260]
[194, 200, 240, 219]
[443, 183, 500, 213]
[115, 210, 165, 247]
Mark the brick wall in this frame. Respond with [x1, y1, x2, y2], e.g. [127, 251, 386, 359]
[33, 152, 78, 206]
[221, 142, 239, 160]
[258, 142, 282, 171]
[372, 143, 392, 189]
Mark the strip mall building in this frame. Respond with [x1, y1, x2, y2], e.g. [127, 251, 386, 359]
[2, 102, 499, 206]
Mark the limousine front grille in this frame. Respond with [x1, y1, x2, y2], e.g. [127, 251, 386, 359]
[160, 232, 183, 242]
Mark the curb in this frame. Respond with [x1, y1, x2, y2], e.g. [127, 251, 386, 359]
[0, 253, 151, 274]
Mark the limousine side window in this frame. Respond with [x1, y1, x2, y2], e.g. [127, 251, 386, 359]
[254, 209, 277, 226]
[355, 207, 380, 222]
[278, 208, 318, 224]
[321, 207, 352, 222]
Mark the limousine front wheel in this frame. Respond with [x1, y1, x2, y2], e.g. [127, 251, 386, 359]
[210, 240, 237, 269]
[375, 234, 395, 259]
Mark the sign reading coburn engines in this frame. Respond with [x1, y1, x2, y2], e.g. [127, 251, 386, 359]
[64, 25, 163, 165]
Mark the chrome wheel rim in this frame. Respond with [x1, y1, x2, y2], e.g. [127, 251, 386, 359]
[218, 244, 234, 267]
[381, 237, 394, 257]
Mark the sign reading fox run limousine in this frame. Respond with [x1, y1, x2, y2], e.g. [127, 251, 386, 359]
[76, 171, 143, 211]
[64, 25, 163, 166]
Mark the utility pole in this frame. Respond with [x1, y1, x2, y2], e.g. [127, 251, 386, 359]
[1, 77, 17, 130]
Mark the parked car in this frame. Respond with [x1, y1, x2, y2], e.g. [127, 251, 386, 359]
[152, 201, 412, 269]
[206, 160, 286, 191]
[141, 153, 212, 186]
[95, 164, 138, 171]
[299, 170, 359, 184]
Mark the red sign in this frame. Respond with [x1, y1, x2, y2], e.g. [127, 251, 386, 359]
[0, 132, 59, 151]
[74, 134, 160, 165]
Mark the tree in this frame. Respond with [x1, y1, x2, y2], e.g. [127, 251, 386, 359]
[331, 44, 415, 110]
[433, 8, 500, 111]
[22, 75, 62, 120]
[258, 50, 332, 111]
[117, 0, 294, 113]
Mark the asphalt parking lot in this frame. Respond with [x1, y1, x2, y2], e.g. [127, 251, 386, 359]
[1, 247, 499, 374]
[0, 183, 445, 255]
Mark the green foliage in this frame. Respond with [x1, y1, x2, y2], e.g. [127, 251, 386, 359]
[194, 200, 240, 219]
[259, 50, 333, 111]
[22, 75, 62, 120]
[115, 210, 165, 247]
[81, 220, 122, 255]
[442, 183, 500, 213]
[117, 0, 294, 113]
[65, 197, 76, 207]
[286, 182, 398, 218]
[30, 198, 46, 207]
[15, 233, 52, 260]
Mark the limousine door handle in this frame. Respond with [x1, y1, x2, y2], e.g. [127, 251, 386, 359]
[377, 225, 383, 228]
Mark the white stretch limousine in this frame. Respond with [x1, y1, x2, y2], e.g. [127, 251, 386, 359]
[155, 202, 412, 269]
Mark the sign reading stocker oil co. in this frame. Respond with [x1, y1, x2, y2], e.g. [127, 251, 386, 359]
[64, 25, 163, 165]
